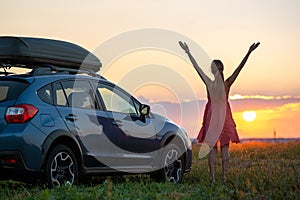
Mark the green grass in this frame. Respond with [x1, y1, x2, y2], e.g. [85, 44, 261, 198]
[0, 142, 299, 200]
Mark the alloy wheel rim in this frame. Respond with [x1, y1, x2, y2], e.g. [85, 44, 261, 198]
[50, 152, 75, 186]
[164, 149, 182, 183]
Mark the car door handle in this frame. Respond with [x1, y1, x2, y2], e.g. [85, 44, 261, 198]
[65, 114, 78, 122]
[112, 120, 122, 127]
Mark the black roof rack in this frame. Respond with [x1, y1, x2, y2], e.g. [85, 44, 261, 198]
[0, 64, 105, 79]
[29, 65, 104, 79]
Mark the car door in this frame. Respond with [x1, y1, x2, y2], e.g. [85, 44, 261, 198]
[53, 79, 114, 168]
[96, 82, 159, 169]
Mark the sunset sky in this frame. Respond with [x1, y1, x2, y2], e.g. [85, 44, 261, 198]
[1, 0, 299, 139]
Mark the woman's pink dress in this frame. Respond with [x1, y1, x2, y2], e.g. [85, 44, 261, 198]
[197, 98, 240, 146]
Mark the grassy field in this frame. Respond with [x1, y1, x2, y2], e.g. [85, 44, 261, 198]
[0, 142, 299, 200]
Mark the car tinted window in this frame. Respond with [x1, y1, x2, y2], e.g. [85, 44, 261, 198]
[0, 80, 29, 102]
[37, 84, 53, 104]
[60, 80, 97, 109]
[98, 84, 138, 115]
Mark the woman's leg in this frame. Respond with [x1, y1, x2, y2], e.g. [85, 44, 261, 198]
[208, 146, 217, 183]
[221, 144, 230, 183]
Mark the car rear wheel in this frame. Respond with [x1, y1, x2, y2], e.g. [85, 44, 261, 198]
[151, 143, 184, 183]
[45, 145, 78, 187]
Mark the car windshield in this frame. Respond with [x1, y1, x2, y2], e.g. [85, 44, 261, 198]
[0, 80, 29, 102]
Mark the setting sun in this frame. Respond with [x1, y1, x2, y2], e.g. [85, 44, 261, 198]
[242, 111, 256, 122]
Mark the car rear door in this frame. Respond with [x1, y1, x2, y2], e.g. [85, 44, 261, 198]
[53, 79, 115, 168]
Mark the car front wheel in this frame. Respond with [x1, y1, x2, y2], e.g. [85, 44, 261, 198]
[151, 143, 184, 183]
[45, 145, 78, 187]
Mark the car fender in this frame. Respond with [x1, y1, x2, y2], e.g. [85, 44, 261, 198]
[40, 129, 83, 172]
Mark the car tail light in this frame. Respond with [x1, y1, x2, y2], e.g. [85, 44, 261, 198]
[4, 158, 17, 164]
[5, 104, 38, 123]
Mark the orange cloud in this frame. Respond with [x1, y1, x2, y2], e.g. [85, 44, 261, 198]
[230, 94, 300, 100]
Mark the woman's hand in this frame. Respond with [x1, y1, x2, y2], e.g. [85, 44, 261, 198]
[179, 41, 190, 53]
[249, 42, 260, 53]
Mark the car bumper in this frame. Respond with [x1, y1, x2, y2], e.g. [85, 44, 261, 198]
[0, 123, 46, 172]
[0, 151, 29, 171]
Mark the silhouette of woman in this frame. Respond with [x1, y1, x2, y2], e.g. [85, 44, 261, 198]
[179, 41, 260, 183]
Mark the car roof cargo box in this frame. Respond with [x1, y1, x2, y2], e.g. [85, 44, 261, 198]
[0, 36, 101, 72]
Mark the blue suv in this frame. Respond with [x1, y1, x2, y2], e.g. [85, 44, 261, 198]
[0, 36, 192, 187]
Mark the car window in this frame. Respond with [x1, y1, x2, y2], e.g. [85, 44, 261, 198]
[37, 84, 53, 104]
[0, 80, 29, 102]
[59, 80, 97, 109]
[97, 84, 138, 115]
[53, 82, 68, 106]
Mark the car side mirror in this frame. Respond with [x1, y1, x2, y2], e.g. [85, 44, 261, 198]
[140, 104, 150, 116]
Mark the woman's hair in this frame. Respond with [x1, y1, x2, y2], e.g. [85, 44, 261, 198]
[212, 59, 224, 72]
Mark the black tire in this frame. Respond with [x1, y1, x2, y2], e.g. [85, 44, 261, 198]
[45, 145, 78, 187]
[151, 143, 184, 183]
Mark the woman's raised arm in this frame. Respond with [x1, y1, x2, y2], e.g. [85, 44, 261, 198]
[179, 41, 211, 85]
[226, 42, 260, 87]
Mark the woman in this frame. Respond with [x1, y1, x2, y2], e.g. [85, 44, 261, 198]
[179, 41, 260, 183]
